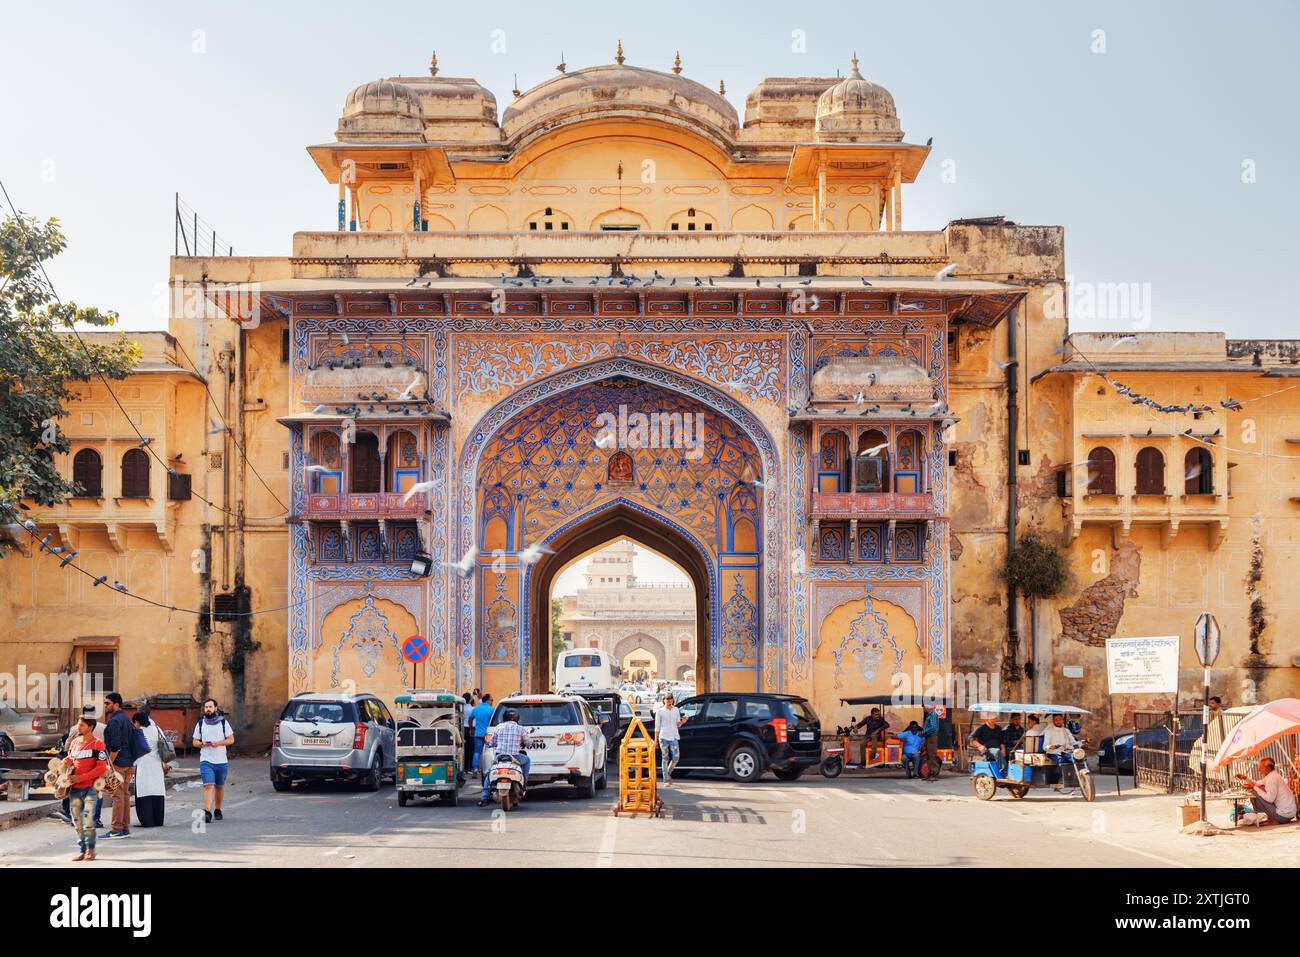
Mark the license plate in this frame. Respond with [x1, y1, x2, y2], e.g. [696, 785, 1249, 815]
[300, 736, 332, 747]
[418, 765, 433, 774]
[799, 731, 814, 741]
[407, 778, 423, 785]
[525, 739, 549, 750]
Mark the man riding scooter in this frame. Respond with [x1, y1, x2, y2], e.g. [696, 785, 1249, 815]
[478, 708, 531, 808]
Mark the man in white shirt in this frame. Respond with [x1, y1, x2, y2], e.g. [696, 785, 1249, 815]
[1039, 714, 1080, 754]
[653, 694, 683, 787]
[191, 698, 235, 824]
[1239, 757, 1297, 824]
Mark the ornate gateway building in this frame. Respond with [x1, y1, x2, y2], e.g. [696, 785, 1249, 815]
[6, 47, 1297, 738]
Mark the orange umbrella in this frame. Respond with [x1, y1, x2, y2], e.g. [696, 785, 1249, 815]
[1210, 698, 1300, 770]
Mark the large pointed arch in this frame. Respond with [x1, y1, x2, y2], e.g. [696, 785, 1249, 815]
[524, 499, 714, 693]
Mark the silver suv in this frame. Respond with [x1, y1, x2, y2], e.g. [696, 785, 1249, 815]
[270, 692, 395, 792]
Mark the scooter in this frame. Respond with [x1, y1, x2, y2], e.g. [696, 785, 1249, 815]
[488, 753, 527, 812]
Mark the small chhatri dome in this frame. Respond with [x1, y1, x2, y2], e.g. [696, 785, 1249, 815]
[339, 78, 426, 141]
[815, 53, 902, 143]
[344, 78, 425, 119]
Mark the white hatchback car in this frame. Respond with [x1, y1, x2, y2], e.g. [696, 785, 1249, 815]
[482, 694, 609, 798]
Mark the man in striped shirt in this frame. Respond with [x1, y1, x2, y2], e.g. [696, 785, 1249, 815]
[478, 709, 531, 807]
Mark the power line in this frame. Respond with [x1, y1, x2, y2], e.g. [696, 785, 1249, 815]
[168, 335, 289, 513]
[0, 502, 366, 619]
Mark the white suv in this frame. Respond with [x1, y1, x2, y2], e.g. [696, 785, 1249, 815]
[482, 693, 609, 798]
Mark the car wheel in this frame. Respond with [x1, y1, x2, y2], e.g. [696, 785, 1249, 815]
[398, 790, 409, 807]
[576, 770, 597, 799]
[364, 754, 382, 792]
[820, 756, 844, 779]
[445, 787, 459, 807]
[271, 776, 292, 793]
[1008, 785, 1028, 800]
[727, 745, 761, 783]
[596, 757, 608, 791]
[773, 767, 805, 782]
[0, 734, 13, 757]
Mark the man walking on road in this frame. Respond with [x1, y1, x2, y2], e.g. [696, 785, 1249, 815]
[654, 693, 683, 786]
[100, 693, 134, 839]
[919, 704, 942, 781]
[471, 693, 494, 772]
[192, 698, 235, 823]
[65, 714, 107, 861]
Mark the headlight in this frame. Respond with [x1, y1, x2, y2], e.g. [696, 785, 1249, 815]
[1072, 748, 1086, 761]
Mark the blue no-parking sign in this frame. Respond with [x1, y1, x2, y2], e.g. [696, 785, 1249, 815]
[402, 634, 430, 663]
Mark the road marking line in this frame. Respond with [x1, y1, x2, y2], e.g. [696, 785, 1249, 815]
[595, 815, 618, 868]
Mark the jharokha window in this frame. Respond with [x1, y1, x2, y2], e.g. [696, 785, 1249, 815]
[1185, 447, 1214, 495]
[1086, 447, 1116, 495]
[120, 448, 150, 498]
[1135, 446, 1166, 495]
[73, 449, 103, 497]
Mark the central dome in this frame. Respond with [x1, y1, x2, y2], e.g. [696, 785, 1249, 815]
[501, 64, 740, 148]
[815, 56, 902, 143]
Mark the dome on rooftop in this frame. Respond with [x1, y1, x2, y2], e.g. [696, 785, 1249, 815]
[815, 56, 902, 143]
[501, 63, 739, 149]
[338, 79, 427, 141]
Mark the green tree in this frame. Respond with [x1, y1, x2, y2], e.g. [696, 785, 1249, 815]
[1002, 534, 1069, 693]
[551, 597, 567, 658]
[1, 214, 137, 528]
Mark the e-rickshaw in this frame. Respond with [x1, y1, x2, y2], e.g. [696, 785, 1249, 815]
[394, 690, 465, 807]
[967, 702, 1096, 802]
[821, 695, 957, 778]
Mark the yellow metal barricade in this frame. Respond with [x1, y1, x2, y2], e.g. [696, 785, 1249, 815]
[615, 714, 662, 816]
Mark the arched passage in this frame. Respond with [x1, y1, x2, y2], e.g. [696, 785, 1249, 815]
[525, 502, 713, 694]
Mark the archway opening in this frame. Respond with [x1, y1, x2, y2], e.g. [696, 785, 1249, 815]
[527, 505, 710, 695]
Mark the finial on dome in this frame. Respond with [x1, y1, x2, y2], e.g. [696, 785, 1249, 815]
[615, 39, 625, 65]
[429, 51, 438, 76]
[850, 52, 862, 78]
[557, 52, 566, 74]
[719, 79, 726, 95]
[512, 73, 521, 98]
[672, 52, 682, 75]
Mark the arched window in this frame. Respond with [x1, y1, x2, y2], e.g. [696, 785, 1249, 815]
[350, 432, 381, 494]
[73, 449, 102, 498]
[666, 207, 716, 232]
[121, 449, 151, 498]
[386, 429, 419, 494]
[855, 430, 890, 493]
[1185, 447, 1214, 495]
[1086, 447, 1116, 495]
[525, 207, 572, 231]
[894, 429, 926, 493]
[1135, 447, 1165, 495]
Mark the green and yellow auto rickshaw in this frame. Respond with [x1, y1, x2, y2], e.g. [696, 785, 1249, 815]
[394, 691, 465, 807]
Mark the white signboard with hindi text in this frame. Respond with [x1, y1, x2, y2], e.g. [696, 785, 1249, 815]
[1105, 636, 1180, 695]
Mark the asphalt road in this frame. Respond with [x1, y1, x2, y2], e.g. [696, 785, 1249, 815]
[0, 757, 1190, 868]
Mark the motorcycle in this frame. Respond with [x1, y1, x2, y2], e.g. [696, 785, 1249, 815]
[488, 753, 527, 812]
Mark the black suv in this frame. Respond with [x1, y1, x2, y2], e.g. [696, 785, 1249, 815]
[671, 693, 821, 782]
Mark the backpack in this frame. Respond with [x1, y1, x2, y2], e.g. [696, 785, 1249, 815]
[129, 727, 151, 763]
[195, 717, 231, 747]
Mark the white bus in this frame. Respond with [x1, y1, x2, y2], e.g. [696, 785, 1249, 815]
[554, 648, 620, 692]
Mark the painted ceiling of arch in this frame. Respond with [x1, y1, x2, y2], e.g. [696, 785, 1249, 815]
[477, 377, 760, 552]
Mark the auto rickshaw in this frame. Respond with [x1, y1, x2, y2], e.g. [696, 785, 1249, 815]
[821, 695, 957, 778]
[966, 702, 1096, 802]
[394, 690, 465, 807]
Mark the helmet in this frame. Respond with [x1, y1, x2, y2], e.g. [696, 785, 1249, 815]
[503, 708, 521, 723]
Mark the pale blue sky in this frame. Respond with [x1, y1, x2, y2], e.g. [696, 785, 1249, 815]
[3, 0, 1297, 336]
